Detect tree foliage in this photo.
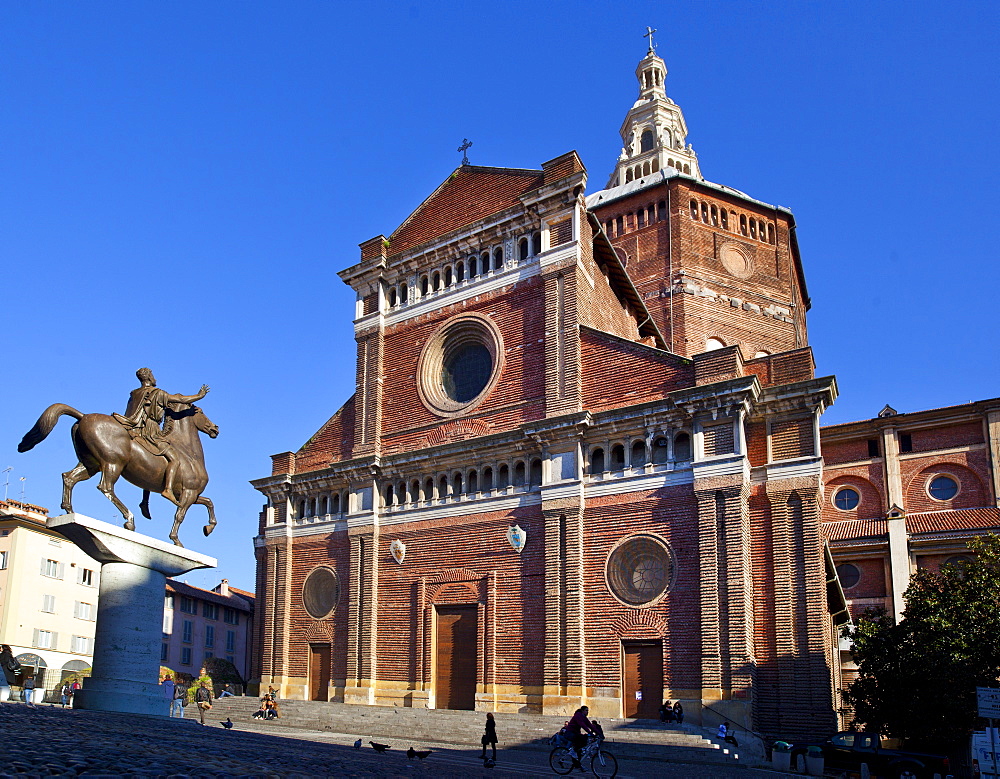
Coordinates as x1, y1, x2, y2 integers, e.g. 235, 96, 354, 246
843, 535, 1000, 748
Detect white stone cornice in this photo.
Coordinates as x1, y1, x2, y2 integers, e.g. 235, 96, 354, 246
765, 456, 823, 482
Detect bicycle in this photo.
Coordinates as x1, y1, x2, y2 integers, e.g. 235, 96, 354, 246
549, 733, 618, 778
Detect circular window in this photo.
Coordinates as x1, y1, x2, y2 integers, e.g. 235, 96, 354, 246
834, 487, 860, 511
606, 535, 674, 606
836, 563, 861, 589
928, 475, 958, 501
302, 566, 340, 619
418, 314, 504, 417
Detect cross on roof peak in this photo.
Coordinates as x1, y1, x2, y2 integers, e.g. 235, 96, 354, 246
457, 138, 473, 166
644, 26, 657, 54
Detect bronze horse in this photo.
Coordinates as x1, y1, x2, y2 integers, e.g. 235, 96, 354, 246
18, 402, 219, 547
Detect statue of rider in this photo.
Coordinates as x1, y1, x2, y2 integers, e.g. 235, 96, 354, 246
113, 368, 210, 501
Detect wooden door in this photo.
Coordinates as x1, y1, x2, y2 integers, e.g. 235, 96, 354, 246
623, 641, 662, 718
435, 606, 478, 710
309, 643, 332, 701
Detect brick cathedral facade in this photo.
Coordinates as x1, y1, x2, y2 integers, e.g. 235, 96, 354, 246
248, 45, 998, 741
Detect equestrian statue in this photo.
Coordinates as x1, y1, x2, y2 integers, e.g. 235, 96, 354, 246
18, 368, 218, 547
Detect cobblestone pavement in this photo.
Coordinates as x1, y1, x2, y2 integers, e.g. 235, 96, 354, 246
0, 701, 798, 778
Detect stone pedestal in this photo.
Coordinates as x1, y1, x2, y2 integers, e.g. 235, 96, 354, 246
47, 513, 216, 716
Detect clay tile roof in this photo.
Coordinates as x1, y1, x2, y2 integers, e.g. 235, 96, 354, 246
822, 518, 888, 542
906, 507, 1000, 536
388, 165, 543, 256
167, 579, 254, 611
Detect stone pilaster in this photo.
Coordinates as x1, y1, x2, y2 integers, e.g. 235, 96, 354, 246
345, 525, 379, 704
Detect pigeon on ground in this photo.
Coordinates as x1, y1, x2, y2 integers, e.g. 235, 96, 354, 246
407, 747, 416, 760
370, 741, 390, 753
220, 718, 233, 730
415, 750, 432, 760
353, 738, 362, 749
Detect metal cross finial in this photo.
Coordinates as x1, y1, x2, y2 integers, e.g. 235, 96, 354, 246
644, 26, 657, 54
458, 138, 473, 166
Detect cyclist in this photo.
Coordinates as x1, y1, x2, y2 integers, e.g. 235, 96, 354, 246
567, 705, 595, 768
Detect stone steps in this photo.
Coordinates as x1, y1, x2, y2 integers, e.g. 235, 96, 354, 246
210, 698, 741, 766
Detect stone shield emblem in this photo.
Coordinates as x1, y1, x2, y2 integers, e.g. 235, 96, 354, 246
507, 524, 527, 554
390, 538, 406, 564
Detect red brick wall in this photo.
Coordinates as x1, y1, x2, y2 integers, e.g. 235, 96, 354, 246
904, 421, 985, 452
379, 277, 547, 455
576, 217, 642, 342
903, 459, 989, 512
295, 395, 356, 472
821, 472, 885, 522
580, 327, 693, 413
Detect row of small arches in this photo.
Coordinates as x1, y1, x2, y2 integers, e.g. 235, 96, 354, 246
589, 433, 692, 474
386, 233, 542, 309
295, 491, 348, 519
690, 199, 775, 244
382, 458, 545, 507
605, 200, 668, 238
623, 157, 690, 184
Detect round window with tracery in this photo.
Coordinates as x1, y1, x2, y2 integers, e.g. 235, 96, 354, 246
417, 314, 504, 417
606, 535, 674, 607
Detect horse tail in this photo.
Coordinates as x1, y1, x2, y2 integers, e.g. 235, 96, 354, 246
18, 404, 84, 453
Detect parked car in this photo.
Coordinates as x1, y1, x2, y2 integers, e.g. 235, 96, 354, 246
790, 732, 950, 778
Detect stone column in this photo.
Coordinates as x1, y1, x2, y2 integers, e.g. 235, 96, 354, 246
47, 513, 215, 717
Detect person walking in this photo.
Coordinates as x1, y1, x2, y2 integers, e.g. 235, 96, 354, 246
480, 712, 498, 761
22, 676, 36, 708
194, 681, 213, 725
161, 675, 175, 716
171, 679, 188, 718
60, 682, 71, 708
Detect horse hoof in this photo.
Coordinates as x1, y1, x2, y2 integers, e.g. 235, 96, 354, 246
170, 537, 184, 548
124, 521, 135, 531
140, 506, 152, 520
203, 524, 214, 537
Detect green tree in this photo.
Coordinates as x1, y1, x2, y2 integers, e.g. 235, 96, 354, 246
843, 535, 1000, 748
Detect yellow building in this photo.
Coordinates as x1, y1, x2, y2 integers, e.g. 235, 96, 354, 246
0, 499, 99, 701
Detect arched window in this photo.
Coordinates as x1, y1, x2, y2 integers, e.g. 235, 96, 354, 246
674, 432, 691, 461
498, 464, 510, 489
530, 458, 543, 486
432, 272, 441, 291
424, 476, 435, 500
605, 220, 614, 237
532, 232, 542, 256
468, 470, 478, 493
456, 262, 465, 283
420, 275, 429, 296
642, 161, 651, 176
444, 266, 453, 286
710, 205, 719, 226
297, 499, 306, 518
652, 437, 669, 464
319, 495, 328, 515
331, 493, 341, 514
513, 461, 526, 486
658, 201, 667, 221
383, 485, 393, 507
626, 168, 633, 183
636, 210, 645, 229
482, 467, 493, 491
396, 482, 406, 505
720, 211, 729, 230
682, 164, 690, 174
610, 444, 626, 470
410, 480, 420, 503
640, 129, 654, 152
453, 472, 463, 494
701, 202, 709, 223
493, 247, 503, 270
739, 214, 748, 235
749, 219, 758, 240
388, 288, 397, 307
647, 205, 655, 224
705, 337, 726, 351
518, 238, 529, 261
631, 440, 647, 467
753, 350, 771, 358
438, 475, 449, 497
591, 447, 605, 474
651, 158, 659, 172
690, 200, 699, 220
400, 283, 408, 304
469, 257, 478, 278
767, 224, 775, 244
616, 215, 624, 234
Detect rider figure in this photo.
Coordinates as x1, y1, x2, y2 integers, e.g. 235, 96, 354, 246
113, 368, 209, 501
567, 705, 595, 767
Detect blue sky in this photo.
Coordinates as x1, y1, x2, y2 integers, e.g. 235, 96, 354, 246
3, 1, 998, 591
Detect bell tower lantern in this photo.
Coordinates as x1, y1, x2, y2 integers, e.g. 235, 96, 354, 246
607, 31, 702, 188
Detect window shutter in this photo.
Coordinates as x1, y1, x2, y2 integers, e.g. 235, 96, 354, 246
40, 558, 47, 575
51, 632, 58, 649
57, 562, 65, 579
74, 602, 80, 619
32, 628, 39, 648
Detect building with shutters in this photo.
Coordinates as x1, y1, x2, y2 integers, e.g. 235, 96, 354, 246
248, 41, 856, 742
0, 499, 99, 700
